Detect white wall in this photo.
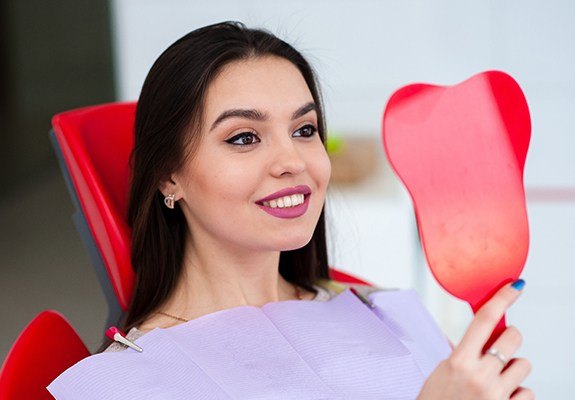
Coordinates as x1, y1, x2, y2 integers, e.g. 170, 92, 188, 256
110, 1, 575, 396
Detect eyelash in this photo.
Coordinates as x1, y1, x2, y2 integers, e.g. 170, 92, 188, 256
225, 124, 318, 146
225, 131, 260, 146
293, 124, 318, 138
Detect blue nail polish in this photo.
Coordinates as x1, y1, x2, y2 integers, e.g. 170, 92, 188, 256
511, 279, 525, 291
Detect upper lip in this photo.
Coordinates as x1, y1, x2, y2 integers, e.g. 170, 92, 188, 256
256, 185, 312, 204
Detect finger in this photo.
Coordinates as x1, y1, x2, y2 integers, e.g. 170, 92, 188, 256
457, 279, 525, 355
502, 359, 532, 395
481, 326, 523, 372
510, 386, 534, 400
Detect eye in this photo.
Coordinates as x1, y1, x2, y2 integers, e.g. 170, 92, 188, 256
225, 132, 261, 146
293, 124, 317, 138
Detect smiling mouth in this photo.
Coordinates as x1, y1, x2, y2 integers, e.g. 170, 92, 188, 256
255, 185, 312, 209
255, 192, 311, 219
260, 194, 308, 209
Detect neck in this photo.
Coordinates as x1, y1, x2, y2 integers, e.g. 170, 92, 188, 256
160, 234, 299, 319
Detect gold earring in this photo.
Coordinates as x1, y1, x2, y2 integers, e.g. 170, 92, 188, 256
164, 193, 175, 209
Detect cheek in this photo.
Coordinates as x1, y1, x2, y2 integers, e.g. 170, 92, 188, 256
309, 147, 332, 190
191, 158, 259, 205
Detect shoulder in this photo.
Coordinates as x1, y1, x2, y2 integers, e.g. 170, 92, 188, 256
314, 278, 395, 301
348, 282, 394, 298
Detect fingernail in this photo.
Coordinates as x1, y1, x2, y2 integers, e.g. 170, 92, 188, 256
511, 279, 526, 291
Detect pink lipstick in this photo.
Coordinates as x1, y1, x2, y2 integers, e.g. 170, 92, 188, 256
256, 185, 311, 219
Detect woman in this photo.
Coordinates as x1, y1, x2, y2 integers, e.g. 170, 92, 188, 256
49, 22, 532, 399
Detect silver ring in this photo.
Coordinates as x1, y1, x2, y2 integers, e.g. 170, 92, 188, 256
485, 347, 508, 366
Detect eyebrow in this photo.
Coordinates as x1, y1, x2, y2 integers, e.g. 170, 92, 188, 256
209, 101, 317, 132
292, 102, 317, 120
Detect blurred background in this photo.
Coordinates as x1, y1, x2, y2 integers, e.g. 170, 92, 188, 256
1, 0, 574, 397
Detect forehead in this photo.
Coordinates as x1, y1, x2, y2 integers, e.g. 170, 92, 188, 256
203, 56, 314, 120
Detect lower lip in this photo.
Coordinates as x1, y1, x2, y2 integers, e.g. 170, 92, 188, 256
256, 195, 310, 219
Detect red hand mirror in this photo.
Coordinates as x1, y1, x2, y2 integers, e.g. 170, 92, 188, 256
382, 71, 530, 346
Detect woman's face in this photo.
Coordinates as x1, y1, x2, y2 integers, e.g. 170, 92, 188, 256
170, 56, 331, 253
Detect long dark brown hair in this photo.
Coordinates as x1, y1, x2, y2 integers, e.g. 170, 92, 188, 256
123, 21, 330, 332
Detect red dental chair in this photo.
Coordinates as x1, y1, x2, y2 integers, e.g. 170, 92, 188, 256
0, 102, 371, 397
0, 311, 90, 399
51, 102, 137, 328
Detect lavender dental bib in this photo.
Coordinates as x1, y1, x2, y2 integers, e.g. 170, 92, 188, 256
48, 289, 451, 399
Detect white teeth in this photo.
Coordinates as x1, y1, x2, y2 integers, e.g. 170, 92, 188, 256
261, 194, 306, 209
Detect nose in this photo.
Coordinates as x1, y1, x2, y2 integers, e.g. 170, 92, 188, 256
269, 136, 306, 178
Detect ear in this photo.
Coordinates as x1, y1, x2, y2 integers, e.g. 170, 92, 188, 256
158, 175, 181, 200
